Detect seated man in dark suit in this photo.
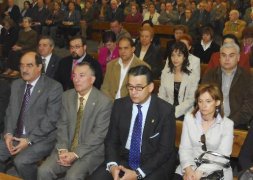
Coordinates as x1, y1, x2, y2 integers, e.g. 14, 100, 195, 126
0, 79, 11, 134
202, 42, 253, 129
0, 51, 63, 180
89, 65, 176, 180
55, 36, 103, 91
38, 36, 60, 79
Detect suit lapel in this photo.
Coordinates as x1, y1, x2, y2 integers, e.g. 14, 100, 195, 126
81, 88, 97, 131
230, 68, 240, 88
122, 98, 133, 143
46, 55, 55, 75
142, 96, 158, 144
69, 91, 78, 140
114, 61, 121, 90
26, 76, 43, 110
17, 82, 26, 112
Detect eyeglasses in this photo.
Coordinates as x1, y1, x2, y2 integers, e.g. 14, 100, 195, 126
200, 134, 207, 151
70, 45, 82, 50
126, 84, 149, 91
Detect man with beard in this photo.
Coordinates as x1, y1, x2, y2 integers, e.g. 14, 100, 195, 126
55, 36, 103, 91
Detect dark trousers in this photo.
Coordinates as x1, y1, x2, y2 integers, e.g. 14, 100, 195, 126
88, 152, 176, 180
7, 50, 22, 71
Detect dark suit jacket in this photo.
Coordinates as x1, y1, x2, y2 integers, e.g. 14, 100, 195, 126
193, 41, 220, 64
45, 54, 61, 79
0, 79, 11, 134
105, 7, 125, 22
105, 95, 176, 176
202, 67, 253, 128
55, 54, 103, 91
134, 43, 163, 79
4, 75, 63, 144
239, 121, 253, 170
3, 5, 21, 24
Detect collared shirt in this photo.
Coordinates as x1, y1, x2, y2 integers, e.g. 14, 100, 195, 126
72, 53, 86, 70
201, 40, 212, 51
221, 67, 237, 117
22, 75, 41, 134
115, 55, 134, 99
41, 53, 52, 72
125, 96, 151, 150
77, 87, 92, 110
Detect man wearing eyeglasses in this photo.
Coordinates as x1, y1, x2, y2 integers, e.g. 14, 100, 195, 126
55, 35, 103, 91
101, 36, 149, 100
89, 65, 176, 180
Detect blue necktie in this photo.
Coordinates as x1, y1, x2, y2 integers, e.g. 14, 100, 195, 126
129, 105, 143, 169
16, 84, 32, 137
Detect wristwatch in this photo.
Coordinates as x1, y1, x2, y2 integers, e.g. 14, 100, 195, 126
26, 138, 33, 146
135, 169, 143, 179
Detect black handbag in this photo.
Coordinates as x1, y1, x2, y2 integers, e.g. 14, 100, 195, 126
194, 151, 230, 180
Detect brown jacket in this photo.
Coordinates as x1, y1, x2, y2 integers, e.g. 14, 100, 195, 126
202, 66, 253, 128
101, 55, 149, 99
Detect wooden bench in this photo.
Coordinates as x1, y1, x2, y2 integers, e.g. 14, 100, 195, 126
0, 173, 22, 180
90, 22, 175, 47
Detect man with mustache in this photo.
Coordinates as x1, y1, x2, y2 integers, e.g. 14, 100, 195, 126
55, 36, 103, 91
0, 51, 63, 180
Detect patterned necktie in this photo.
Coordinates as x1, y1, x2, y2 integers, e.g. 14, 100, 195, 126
16, 84, 33, 137
42, 58, 46, 73
129, 105, 143, 169
71, 59, 78, 80
71, 97, 85, 151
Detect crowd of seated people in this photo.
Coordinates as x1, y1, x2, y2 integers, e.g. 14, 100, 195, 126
0, 0, 253, 180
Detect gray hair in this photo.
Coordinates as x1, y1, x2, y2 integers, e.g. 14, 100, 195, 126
220, 42, 240, 54
23, 16, 32, 23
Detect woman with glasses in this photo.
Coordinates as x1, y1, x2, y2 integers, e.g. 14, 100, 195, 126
158, 41, 198, 119
98, 30, 119, 74
173, 84, 233, 180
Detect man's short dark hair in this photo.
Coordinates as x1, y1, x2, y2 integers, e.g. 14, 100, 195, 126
110, 18, 122, 24
118, 36, 135, 47
39, 35, 55, 48
128, 65, 153, 84
76, 61, 96, 76
69, 35, 86, 46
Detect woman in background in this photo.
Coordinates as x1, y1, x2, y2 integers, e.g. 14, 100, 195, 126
143, 2, 160, 25
98, 30, 119, 74
159, 42, 198, 119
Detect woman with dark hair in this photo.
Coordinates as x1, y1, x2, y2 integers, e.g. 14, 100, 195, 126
174, 84, 233, 180
158, 42, 199, 119
193, 26, 220, 64
134, 26, 163, 79
98, 30, 119, 74
21, 1, 31, 18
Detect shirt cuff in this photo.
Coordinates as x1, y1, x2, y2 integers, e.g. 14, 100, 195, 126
106, 162, 118, 171
137, 168, 146, 178
4, 133, 12, 138
73, 152, 79, 159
